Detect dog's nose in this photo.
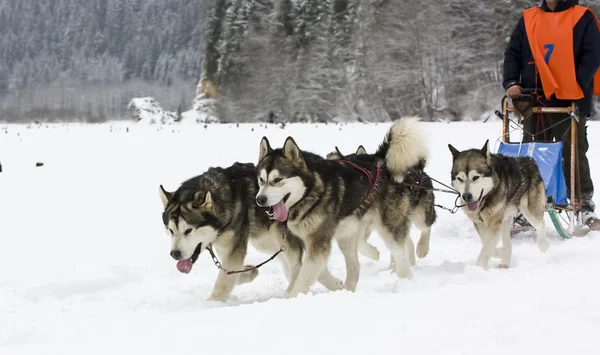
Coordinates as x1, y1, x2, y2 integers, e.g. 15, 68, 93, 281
256, 195, 267, 206
170, 250, 182, 260
462, 192, 473, 202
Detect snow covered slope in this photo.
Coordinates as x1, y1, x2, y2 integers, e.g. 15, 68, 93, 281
0, 121, 598, 355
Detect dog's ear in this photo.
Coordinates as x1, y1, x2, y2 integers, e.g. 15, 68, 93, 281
448, 144, 460, 159
356, 145, 367, 155
326, 146, 344, 160
159, 185, 172, 208
326, 151, 341, 160
481, 139, 490, 156
259, 136, 272, 161
192, 191, 214, 213
283, 137, 305, 166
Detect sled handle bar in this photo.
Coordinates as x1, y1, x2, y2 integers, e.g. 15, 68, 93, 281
498, 88, 578, 120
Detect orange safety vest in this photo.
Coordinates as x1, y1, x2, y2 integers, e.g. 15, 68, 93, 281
523, 5, 600, 100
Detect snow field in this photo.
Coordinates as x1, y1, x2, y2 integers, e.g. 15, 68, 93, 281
1, 121, 599, 355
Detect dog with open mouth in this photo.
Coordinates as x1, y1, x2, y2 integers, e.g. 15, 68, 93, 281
448, 140, 550, 269
159, 162, 345, 302
255, 116, 431, 298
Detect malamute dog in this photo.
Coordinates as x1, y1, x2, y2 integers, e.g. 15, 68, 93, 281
158, 162, 343, 302
448, 140, 550, 269
255, 117, 429, 297
327, 144, 437, 269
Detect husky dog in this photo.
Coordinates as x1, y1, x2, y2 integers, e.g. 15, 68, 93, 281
255, 117, 429, 297
448, 140, 550, 269
327, 145, 437, 268
159, 162, 343, 302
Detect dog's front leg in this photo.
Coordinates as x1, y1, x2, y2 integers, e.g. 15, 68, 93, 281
279, 234, 303, 294
317, 268, 344, 291
496, 219, 513, 268
475, 222, 501, 270
287, 235, 332, 298
207, 245, 246, 302
378, 221, 413, 279
358, 227, 380, 261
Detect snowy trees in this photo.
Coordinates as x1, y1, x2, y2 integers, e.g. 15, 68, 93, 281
2, 0, 599, 122
199, 0, 600, 122
0, 0, 207, 122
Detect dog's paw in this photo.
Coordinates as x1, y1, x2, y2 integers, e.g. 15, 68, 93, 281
236, 266, 259, 285
476, 259, 490, 270
329, 279, 345, 291
416, 240, 429, 258
396, 267, 414, 280
286, 286, 309, 299
206, 293, 228, 303
497, 262, 510, 269
537, 238, 550, 253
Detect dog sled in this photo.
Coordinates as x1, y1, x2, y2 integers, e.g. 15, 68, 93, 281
495, 88, 590, 239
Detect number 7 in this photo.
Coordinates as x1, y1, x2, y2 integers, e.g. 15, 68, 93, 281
544, 44, 554, 64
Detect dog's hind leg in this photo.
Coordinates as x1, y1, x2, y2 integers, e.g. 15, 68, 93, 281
377, 223, 414, 280
412, 200, 436, 259
317, 268, 344, 291
388, 254, 396, 271
405, 236, 416, 267
358, 227, 380, 261
520, 184, 549, 253
396, 237, 414, 279
335, 226, 362, 292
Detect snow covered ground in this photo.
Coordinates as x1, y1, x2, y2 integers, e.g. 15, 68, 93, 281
1, 120, 599, 355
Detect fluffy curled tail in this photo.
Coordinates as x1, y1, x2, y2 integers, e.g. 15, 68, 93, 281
375, 116, 428, 183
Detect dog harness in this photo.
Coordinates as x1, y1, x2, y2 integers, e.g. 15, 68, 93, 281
523, 5, 600, 99
339, 160, 381, 205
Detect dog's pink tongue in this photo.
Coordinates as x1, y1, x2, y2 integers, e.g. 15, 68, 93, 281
272, 200, 289, 222
467, 201, 479, 212
177, 259, 193, 274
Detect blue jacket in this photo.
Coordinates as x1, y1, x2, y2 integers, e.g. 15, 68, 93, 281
502, 0, 600, 115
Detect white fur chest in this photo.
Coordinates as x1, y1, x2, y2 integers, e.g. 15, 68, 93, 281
286, 212, 324, 240
213, 230, 236, 250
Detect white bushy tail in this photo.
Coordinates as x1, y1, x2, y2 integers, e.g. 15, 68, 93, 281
375, 116, 428, 183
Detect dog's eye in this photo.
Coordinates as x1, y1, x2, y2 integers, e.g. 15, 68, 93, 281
184, 228, 193, 236
457, 177, 464, 183
472, 176, 480, 181
169, 228, 174, 235
258, 177, 265, 185
273, 177, 283, 183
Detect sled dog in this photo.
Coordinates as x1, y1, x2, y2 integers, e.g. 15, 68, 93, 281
448, 140, 550, 269
159, 162, 343, 302
327, 144, 437, 269
255, 116, 429, 297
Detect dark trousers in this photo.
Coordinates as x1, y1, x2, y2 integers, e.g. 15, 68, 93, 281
522, 113, 595, 212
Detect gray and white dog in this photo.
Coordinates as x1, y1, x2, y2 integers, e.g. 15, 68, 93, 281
326, 144, 437, 270
159, 162, 344, 302
255, 117, 429, 297
448, 140, 550, 269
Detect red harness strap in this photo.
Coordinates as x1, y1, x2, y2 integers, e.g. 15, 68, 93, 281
339, 160, 381, 204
